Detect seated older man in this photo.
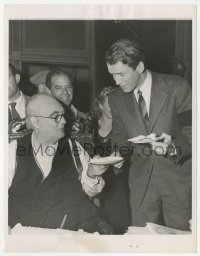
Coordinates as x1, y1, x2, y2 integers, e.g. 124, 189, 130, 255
8, 94, 113, 234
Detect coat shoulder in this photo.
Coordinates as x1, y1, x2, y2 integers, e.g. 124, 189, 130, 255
151, 71, 191, 93
17, 132, 32, 146
109, 87, 124, 99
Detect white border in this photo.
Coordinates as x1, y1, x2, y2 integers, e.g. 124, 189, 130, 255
1, 3, 198, 254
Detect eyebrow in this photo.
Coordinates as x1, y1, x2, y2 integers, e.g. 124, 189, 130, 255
49, 111, 60, 117
55, 84, 72, 87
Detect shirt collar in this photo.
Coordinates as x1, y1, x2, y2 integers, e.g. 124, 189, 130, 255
9, 90, 23, 104
135, 70, 151, 94
134, 70, 152, 114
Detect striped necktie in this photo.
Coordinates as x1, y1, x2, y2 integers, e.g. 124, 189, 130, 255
9, 102, 21, 121
137, 90, 149, 127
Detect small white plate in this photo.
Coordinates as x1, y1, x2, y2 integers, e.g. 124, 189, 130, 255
89, 156, 123, 165
129, 138, 159, 144
128, 135, 162, 144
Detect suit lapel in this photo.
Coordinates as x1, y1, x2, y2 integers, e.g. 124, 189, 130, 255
148, 72, 168, 132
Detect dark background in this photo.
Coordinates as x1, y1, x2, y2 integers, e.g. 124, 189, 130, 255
9, 20, 192, 112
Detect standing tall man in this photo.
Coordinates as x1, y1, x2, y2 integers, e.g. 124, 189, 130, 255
106, 38, 192, 230
9, 64, 30, 141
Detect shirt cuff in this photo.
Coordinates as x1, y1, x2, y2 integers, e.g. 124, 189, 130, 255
81, 174, 105, 197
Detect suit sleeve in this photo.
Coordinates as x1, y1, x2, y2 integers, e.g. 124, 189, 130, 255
174, 78, 192, 161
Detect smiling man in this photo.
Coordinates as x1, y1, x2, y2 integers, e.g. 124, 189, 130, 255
8, 94, 113, 234
45, 69, 88, 135
46, 69, 73, 107
106, 38, 192, 231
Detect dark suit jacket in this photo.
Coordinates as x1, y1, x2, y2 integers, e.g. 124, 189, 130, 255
109, 71, 192, 210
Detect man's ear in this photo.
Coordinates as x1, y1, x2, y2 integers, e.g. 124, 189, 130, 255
15, 74, 20, 84
30, 116, 39, 129
136, 61, 145, 74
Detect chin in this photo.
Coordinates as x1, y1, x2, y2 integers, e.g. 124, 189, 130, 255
61, 100, 71, 106
122, 88, 131, 93
58, 130, 65, 139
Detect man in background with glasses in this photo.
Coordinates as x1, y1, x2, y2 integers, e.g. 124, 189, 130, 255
8, 94, 113, 234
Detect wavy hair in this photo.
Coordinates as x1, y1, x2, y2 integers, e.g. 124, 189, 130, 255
105, 38, 145, 70
92, 86, 114, 119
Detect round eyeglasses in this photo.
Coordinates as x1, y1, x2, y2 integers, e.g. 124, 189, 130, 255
34, 114, 65, 123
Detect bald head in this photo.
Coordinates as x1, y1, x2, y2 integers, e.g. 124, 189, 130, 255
27, 94, 60, 116
26, 94, 65, 130
26, 93, 66, 143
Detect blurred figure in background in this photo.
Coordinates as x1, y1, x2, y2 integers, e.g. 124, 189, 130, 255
29, 70, 50, 94
92, 86, 131, 234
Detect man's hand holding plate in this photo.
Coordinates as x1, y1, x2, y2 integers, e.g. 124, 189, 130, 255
87, 155, 109, 178
110, 151, 125, 168
150, 133, 173, 155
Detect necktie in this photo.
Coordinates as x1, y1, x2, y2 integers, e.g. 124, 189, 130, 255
8, 107, 12, 124
9, 102, 21, 121
137, 90, 149, 127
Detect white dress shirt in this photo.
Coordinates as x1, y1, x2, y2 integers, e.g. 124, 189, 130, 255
8, 92, 27, 184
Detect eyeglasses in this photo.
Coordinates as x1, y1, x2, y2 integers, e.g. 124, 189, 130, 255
34, 114, 65, 123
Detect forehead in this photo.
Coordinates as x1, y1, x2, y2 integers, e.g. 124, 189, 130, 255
38, 97, 64, 116
51, 74, 71, 86
107, 61, 133, 74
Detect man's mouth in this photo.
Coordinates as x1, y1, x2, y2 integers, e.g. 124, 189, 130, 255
120, 85, 127, 90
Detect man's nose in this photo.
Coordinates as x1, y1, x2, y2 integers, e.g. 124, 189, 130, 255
63, 88, 69, 95
114, 75, 121, 85
61, 115, 66, 124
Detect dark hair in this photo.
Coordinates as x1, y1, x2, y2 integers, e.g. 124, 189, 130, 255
9, 63, 18, 76
92, 86, 114, 119
46, 69, 73, 89
105, 38, 145, 70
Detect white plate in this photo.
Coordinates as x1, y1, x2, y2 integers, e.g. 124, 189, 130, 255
128, 135, 162, 144
129, 138, 159, 144
89, 156, 123, 165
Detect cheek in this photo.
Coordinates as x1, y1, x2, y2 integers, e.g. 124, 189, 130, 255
9, 81, 17, 91
40, 122, 54, 134
51, 88, 61, 98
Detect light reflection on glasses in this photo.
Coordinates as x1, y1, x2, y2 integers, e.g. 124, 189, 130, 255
34, 114, 65, 123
